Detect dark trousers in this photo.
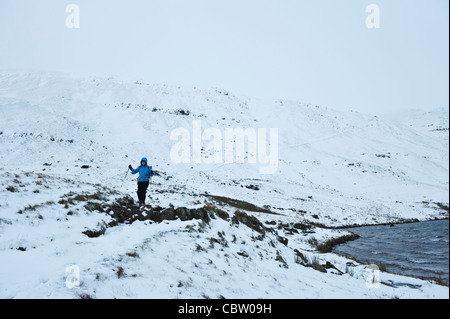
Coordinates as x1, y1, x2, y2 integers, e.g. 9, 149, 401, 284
137, 181, 149, 204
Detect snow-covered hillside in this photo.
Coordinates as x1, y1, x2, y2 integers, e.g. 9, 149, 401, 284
0, 70, 448, 298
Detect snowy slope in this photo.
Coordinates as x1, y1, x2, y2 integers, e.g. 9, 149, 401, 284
0, 70, 448, 299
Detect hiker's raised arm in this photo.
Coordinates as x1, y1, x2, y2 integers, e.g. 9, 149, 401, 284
129, 165, 139, 174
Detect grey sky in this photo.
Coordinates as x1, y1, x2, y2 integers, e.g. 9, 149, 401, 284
0, 0, 448, 115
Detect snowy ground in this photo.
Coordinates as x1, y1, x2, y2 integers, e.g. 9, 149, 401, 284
0, 70, 448, 298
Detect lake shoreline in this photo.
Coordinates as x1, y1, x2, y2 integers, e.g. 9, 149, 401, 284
318, 216, 449, 230
331, 219, 449, 287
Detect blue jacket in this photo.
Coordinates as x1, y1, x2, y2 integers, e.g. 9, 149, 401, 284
130, 157, 152, 182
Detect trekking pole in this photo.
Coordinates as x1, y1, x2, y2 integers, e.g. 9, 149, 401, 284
119, 168, 129, 192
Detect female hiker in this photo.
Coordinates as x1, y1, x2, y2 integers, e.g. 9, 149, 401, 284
129, 157, 152, 206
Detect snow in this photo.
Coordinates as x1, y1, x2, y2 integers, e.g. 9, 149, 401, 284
0, 70, 448, 299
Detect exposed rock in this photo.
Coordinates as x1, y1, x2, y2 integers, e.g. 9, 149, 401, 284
277, 235, 288, 246
231, 210, 267, 237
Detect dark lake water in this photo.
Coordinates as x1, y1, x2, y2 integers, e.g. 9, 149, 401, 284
333, 219, 449, 284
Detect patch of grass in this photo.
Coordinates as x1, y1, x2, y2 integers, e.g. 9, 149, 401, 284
436, 202, 449, 212
196, 244, 206, 252
237, 250, 249, 258
58, 191, 107, 210
116, 266, 125, 278
309, 256, 327, 273
24, 204, 40, 211
74, 192, 104, 202
58, 198, 75, 207
307, 237, 318, 247
84, 201, 104, 212
231, 210, 267, 238
6, 186, 17, 192
209, 231, 228, 248
209, 237, 220, 248
82, 221, 107, 238
316, 233, 360, 253
17, 201, 55, 216
275, 251, 289, 269
294, 249, 308, 264
126, 251, 139, 258
204, 202, 230, 220
203, 194, 278, 215
295, 251, 329, 273
197, 220, 208, 232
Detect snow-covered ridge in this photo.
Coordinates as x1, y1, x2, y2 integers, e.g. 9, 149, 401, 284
0, 70, 448, 298
1, 70, 447, 225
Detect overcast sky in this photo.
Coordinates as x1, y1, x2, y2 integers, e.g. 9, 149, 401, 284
0, 0, 448, 115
